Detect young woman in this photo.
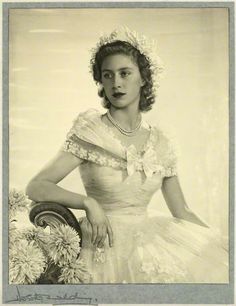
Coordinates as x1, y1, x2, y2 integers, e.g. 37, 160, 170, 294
26, 28, 228, 283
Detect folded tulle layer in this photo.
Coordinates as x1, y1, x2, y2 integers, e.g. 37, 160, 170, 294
78, 214, 228, 283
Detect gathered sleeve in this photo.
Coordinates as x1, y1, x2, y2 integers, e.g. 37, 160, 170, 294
60, 110, 127, 169
153, 127, 178, 178
60, 114, 87, 163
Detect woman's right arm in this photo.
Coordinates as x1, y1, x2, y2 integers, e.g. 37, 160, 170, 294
26, 150, 113, 247
26, 150, 89, 210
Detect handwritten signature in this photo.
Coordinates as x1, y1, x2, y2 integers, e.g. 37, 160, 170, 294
6, 286, 96, 304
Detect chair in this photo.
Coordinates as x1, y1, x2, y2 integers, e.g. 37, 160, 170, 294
29, 202, 82, 284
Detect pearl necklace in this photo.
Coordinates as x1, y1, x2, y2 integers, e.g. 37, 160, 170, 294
106, 110, 142, 137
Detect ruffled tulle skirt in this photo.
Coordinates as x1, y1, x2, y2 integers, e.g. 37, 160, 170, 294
78, 210, 228, 283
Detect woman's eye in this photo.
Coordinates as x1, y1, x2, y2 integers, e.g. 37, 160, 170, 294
120, 71, 130, 78
103, 73, 112, 79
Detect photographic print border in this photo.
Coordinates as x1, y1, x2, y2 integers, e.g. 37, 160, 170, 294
2, 1, 235, 304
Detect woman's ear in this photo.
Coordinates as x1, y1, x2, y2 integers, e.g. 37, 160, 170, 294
141, 79, 146, 87
98, 83, 105, 97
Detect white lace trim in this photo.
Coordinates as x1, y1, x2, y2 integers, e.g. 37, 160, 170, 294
62, 137, 177, 178
62, 139, 127, 170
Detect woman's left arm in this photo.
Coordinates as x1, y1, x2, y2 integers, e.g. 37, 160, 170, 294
161, 175, 209, 228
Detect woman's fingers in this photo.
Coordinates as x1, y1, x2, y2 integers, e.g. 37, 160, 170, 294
86, 201, 114, 247
91, 224, 98, 244
107, 223, 114, 247
94, 224, 106, 247
91, 220, 113, 248
98, 225, 107, 248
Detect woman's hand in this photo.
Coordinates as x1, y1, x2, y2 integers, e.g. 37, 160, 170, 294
84, 197, 113, 248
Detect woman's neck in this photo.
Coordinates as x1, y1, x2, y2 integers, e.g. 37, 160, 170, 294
109, 105, 141, 131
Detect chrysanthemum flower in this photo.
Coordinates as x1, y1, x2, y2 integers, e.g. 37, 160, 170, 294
21, 226, 49, 246
9, 189, 31, 219
20, 226, 50, 257
9, 225, 24, 246
59, 258, 91, 283
47, 224, 81, 266
9, 239, 46, 284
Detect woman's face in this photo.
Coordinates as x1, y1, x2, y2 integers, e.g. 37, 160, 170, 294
101, 53, 144, 110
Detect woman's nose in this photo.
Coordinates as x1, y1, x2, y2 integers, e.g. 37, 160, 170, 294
112, 74, 122, 88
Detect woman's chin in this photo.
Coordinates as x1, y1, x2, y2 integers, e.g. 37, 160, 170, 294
109, 100, 128, 109
109, 99, 138, 110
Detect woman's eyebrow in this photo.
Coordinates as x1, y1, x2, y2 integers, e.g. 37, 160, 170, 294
102, 67, 133, 72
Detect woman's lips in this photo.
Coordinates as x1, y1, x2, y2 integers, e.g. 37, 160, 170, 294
112, 92, 126, 98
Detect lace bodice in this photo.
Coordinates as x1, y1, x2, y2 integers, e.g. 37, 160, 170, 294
61, 109, 177, 213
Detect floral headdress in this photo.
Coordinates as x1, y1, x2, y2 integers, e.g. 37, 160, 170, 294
90, 27, 164, 94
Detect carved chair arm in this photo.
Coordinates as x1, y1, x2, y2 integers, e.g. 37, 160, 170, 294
29, 202, 82, 243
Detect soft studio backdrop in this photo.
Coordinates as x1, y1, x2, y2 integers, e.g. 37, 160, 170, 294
9, 8, 229, 236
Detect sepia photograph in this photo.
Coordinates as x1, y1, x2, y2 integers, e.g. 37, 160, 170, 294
3, 1, 234, 304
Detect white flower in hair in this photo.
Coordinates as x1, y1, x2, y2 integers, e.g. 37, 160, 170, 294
90, 26, 164, 93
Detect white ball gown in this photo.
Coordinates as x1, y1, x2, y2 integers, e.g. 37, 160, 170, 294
62, 109, 228, 283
